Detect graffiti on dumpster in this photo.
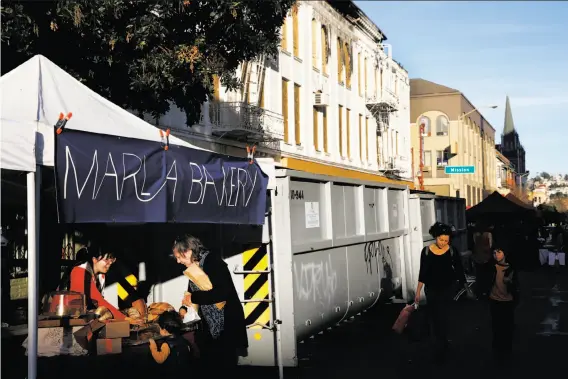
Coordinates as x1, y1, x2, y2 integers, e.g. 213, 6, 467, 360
364, 240, 385, 275
293, 254, 338, 307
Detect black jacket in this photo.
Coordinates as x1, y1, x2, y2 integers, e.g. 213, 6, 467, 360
181, 252, 248, 350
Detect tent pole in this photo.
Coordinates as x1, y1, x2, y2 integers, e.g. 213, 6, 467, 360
27, 166, 41, 379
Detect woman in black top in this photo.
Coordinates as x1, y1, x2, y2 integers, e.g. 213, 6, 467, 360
414, 222, 467, 361
173, 235, 248, 374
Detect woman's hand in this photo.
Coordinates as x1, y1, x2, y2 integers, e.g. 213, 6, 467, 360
179, 307, 187, 318
182, 292, 192, 307
414, 293, 420, 305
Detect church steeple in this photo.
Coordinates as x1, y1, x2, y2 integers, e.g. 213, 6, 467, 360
503, 95, 515, 135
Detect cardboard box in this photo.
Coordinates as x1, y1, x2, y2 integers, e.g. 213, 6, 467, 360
96, 338, 122, 355
73, 319, 105, 350
99, 320, 130, 339
39, 318, 88, 328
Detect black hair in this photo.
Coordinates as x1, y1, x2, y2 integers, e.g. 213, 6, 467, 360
157, 310, 182, 335
429, 222, 453, 239
493, 241, 510, 255
85, 242, 116, 261
172, 234, 205, 263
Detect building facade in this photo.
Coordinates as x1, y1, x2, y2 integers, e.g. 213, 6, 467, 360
498, 96, 527, 187
409, 79, 497, 207
144, 1, 412, 186
495, 150, 516, 196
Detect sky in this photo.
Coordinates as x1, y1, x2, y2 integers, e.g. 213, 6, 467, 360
356, 0, 568, 176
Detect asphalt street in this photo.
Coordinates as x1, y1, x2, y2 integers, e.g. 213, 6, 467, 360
241, 266, 568, 379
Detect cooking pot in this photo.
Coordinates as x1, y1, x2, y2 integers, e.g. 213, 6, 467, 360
42, 291, 86, 317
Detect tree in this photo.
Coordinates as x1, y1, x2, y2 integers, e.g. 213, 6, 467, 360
1, 0, 295, 126
541, 172, 551, 180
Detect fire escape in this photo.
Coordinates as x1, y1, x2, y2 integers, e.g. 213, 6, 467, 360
366, 57, 400, 178
209, 55, 284, 151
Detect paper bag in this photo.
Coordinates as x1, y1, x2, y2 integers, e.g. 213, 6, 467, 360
183, 265, 226, 310
183, 306, 201, 323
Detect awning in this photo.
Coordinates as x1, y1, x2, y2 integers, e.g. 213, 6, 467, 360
1, 55, 209, 171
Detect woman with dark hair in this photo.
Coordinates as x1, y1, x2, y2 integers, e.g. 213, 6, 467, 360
172, 234, 247, 373
488, 244, 519, 359
414, 222, 468, 362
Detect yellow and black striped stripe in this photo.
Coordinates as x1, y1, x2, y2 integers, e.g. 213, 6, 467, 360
243, 245, 270, 329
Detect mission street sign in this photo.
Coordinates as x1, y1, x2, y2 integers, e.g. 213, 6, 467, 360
444, 165, 475, 174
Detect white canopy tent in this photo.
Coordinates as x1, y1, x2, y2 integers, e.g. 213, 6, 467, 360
0, 54, 209, 172
0, 55, 217, 379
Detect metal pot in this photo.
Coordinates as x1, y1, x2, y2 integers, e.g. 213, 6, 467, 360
42, 291, 86, 317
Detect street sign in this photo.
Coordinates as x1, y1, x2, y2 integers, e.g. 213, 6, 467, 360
444, 165, 475, 174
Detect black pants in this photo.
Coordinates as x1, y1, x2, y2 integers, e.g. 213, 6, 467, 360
425, 286, 453, 354
490, 299, 515, 354
198, 333, 238, 375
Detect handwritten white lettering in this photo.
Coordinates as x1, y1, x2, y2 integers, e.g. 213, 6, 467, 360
63, 148, 258, 207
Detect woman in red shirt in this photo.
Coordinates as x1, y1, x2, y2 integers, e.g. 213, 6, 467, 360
68, 246, 125, 320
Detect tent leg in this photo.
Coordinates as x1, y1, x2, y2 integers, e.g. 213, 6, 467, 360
27, 167, 41, 379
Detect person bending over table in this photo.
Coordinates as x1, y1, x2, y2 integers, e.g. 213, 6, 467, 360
67, 244, 125, 320
172, 234, 248, 373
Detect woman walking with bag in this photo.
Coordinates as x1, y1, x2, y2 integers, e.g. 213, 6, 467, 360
414, 222, 468, 363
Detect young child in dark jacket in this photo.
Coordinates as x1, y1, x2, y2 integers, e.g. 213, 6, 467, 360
148, 311, 192, 375
488, 245, 519, 358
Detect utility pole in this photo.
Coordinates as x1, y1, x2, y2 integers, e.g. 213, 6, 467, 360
418, 122, 425, 191
481, 117, 486, 196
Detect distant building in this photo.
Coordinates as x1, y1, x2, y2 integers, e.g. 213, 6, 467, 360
498, 96, 527, 185
409, 79, 497, 207
495, 150, 516, 196
532, 184, 548, 206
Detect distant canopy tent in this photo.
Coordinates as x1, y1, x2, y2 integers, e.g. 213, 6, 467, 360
505, 193, 534, 210
466, 191, 536, 222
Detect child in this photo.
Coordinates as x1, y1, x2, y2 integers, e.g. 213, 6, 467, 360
148, 311, 192, 374
489, 245, 519, 359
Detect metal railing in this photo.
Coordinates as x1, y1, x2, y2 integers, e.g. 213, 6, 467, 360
209, 102, 284, 140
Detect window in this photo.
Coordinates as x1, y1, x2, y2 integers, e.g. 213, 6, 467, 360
365, 117, 369, 160
311, 19, 317, 68
359, 114, 363, 160
282, 79, 289, 142
323, 108, 328, 153
423, 151, 432, 167
321, 26, 328, 74
358, 52, 362, 96
294, 83, 301, 145
292, 4, 299, 57
374, 68, 378, 97
337, 38, 343, 83
344, 43, 351, 88
346, 108, 351, 158
338, 105, 343, 156
364, 57, 368, 97
436, 150, 448, 166
281, 18, 288, 51
313, 106, 319, 151
436, 115, 449, 136
419, 116, 431, 136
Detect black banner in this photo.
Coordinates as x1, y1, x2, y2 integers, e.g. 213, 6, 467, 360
55, 129, 268, 225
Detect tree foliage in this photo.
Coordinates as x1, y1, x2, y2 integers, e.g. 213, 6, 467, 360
1, 0, 295, 126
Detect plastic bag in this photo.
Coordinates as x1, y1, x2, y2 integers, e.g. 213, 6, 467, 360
183, 306, 201, 323
392, 303, 418, 334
